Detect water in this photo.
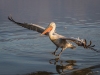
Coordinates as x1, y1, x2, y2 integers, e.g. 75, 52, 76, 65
0, 0, 100, 75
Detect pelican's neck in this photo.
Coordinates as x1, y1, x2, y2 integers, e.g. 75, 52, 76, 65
49, 26, 56, 40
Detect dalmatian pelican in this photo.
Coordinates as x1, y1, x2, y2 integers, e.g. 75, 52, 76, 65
8, 16, 98, 56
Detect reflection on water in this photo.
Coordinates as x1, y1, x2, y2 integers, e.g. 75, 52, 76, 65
49, 57, 100, 75
24, 57, 100, 75
49, 58, 77, 74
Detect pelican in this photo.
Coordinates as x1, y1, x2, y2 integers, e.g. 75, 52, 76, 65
8, 16, 98, 56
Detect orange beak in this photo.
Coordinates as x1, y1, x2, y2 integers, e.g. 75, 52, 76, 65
41, 26, 53, 35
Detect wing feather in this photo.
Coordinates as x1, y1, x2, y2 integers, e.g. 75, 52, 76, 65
8, 16, 48, 35
63, 37, 98, 52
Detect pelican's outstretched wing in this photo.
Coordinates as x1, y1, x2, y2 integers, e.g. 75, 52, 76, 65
65, 37, 98, 52
8, 16, 48, 35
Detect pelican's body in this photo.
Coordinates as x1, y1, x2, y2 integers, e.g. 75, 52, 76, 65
8, 16, 98, 56
41, 22, 76, 56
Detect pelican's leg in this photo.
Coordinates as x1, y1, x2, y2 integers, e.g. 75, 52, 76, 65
56, 48, 64, 56
52, 47, 59, 55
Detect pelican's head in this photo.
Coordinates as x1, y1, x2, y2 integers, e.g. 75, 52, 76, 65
41, 22, 56, 35
49, 22, 56, 28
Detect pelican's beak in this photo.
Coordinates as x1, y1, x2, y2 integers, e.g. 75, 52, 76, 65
41, 26, 53, 35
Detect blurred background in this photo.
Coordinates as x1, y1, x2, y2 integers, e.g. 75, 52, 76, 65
0, 0, 100, 23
